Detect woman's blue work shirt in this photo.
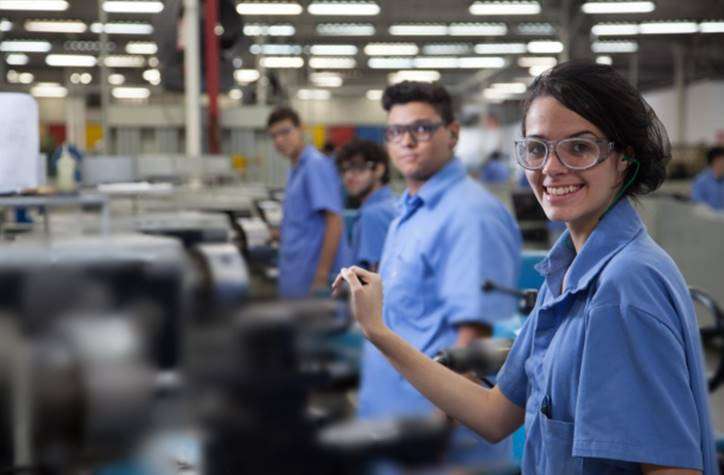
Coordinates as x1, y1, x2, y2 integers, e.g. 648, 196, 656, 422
497, 198, 717, 474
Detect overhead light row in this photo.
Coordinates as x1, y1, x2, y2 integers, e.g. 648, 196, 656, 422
593, 21, 724, 36
389, 22, 507, 36
364, 40, 563, 56
581, 1, 655, 14
469, 1, 541, 16
0, 0, 163, 12
368, 56, 507, 69
237, 1, 379, 16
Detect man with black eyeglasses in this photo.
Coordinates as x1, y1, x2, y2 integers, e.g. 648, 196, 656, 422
267, 106, 348, 299
335, 139, 398, 272
354, 82, 522, 469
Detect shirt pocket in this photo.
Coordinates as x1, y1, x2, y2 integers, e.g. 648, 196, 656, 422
385, 250, 426, 329
539, 411, 582, 475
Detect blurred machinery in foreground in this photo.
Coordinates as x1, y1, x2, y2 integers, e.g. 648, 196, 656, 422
0, 235, 453, 475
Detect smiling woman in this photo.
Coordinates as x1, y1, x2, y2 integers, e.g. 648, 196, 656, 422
335, 61, 718, 475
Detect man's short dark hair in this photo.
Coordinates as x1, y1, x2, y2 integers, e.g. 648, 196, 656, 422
707, 146, 724, 166
336, 139, 391, 184
382, 81, 455, 124
267, 106, 300, 128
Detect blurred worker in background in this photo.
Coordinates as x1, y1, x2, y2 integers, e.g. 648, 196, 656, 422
356, 81, 522, 469
479, 150, 512, 185
335, 139, 398, 271
692, 146, 724, 211
267, 107, 348, 298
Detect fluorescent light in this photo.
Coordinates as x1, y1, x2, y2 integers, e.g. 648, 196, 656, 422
309, 44, 357, 55
517, 56, 557, 67
591, 23, 639, 35
80, 73, 93, 85
250, 44, 302, 55
596, 55, 613, 65
24, 20, 86, 33
364, 43, 419, 56
491, 82, 527, 94
104, 55, 146, 67
366, 89, 383, 100
483, 88, 513, 102
581, 1, 655, 14
529, 65, 551, 76
316, 23, 375, 36
459, 56, 506, 68
388, 70, 441, 84
389, 24, 448, 36
0, 40, 52, 53
475, 42, 526, 54
368, 57, 414, 69
639, 21, 698, 34
0, 1, 68, 11
469, 1, 541, 15
229, 89, 243, 100
31, 82, 68, 97
527, 40, 563, 53
143, 68, 161, 85
112, 86, 151, 99
423, 43, 472, 55
449, 22, 507, 36
700, 21, 724, 33
308, 2, 380, 16
103, 1, 164, 13
310, 72, 343, 87
413, 57, 459, 69
517, 22, 555, 35
260, 56, 304, 68
91, 22, 153, 35
236, 2, 303, 15
5, 53, 28, 65
46, 54, 97, 67
309, 56, 356, 68
0, 20, 11, 32
108, 73, 125, 85
297, 89, 332, 100
6, 70, 33, 84
243, 24, 295, 36
126, 41, 157, 54
234, 69, 261, 83
591, 40, 638, 53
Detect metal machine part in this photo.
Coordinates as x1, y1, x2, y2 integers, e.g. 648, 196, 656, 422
434, 338, 512, 380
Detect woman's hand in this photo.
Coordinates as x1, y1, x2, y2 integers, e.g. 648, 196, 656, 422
331, 266, 386, 340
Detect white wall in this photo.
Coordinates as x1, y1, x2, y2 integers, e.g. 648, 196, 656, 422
643, 80, 724, 144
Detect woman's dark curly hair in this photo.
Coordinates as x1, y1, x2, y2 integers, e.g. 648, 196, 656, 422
522, 61, 671, 196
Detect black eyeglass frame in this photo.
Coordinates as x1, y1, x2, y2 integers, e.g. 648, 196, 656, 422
384, 121, 446, 144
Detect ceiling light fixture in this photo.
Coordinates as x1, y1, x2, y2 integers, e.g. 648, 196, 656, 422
517, 56, 557, 67
596, 55, 613, 64
31, 82, 68, 98
581, 1, 655, 14
45, 54, 97, 67
639, 21, 698, 34
364, 43, 418, 56
527, 40, 564, 53
591, 40, 638, 53
591, 23, 639, 35
469, 1, 541, 15
102, 1, 164, 13
308, 56, 357, 68
24, 20, 87, 33
236, 2, 303, 15
388, 70, 441, 84
112, 86, 151, 99
368, 57, 414, 69
310, 72, 343, 87
475, 42, 526, 54
5, 53, 28, 65
243, 24, 295, 36
297, 88, 332, 100
0, 0, 68, 11
422, 43, 472, 55
366, 89, 383, 100
260, 56, 304, 68
459, 56, 506, 68
308, 2, 380, 16
0, 40, 52, 53
104, 55, 146, 67
700, 21, 724, 33
316, 23, 375, 36
448, 22, 507, 35
389, 24, 448, 36
234, 69, 261, 83
125, 41, 157, 55
309, 44, 358, 55
250, 44, 302, 55
91, 22, 153, 34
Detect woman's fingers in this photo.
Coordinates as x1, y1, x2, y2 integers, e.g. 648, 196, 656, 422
330, 272, 346, 296
342, 268, 364, 290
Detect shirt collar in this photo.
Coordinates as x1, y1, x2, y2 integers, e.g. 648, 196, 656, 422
400, 158, 466, 209
294, 144, 316, 169
363, 185, 393, 208
535, 198, 644, 301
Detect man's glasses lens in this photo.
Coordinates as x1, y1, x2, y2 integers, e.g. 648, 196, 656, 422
385, 122, 443, 143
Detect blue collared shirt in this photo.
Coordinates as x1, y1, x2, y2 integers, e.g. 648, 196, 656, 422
350, 185, 398, 267
692, 168, 724, 211
358, 158, 522, 462
497, 198, 717, 474
279, 145, 347, 298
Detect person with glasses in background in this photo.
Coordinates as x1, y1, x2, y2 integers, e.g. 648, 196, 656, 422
266, 107, 348, 299
334, 62, 716, 474
335, 139, 398, 272
353, 81, 522, 470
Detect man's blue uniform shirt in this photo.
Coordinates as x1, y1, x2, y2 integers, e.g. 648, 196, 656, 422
279, 145, 347, 298
358, 158, 522, 463
692, 168, 724, 210
350, 185, 398, 267
497, 198, 717, 474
